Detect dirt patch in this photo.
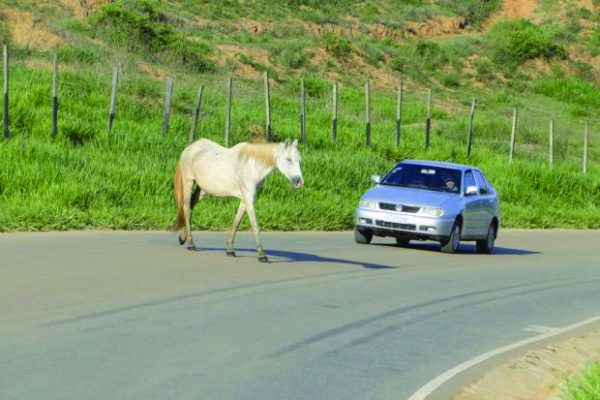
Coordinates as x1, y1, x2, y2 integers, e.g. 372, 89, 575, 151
57, 0, 111, 19
404, 16, 467, 38
1, 7, 64, 50
454, 326, 600, 400
484, 0, 541, 29
214, 44, 272, 80
138, 61, 167, 82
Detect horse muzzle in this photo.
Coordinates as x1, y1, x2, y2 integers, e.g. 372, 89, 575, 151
291, 176, 304, 189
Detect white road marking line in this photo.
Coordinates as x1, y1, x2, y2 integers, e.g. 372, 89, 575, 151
407, 315, 600, 400
523, 325, 560, 334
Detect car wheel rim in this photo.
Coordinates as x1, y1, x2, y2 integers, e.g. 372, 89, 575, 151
452, 226, 460, 249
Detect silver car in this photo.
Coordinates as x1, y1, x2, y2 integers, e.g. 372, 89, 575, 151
355, 160, 500, 254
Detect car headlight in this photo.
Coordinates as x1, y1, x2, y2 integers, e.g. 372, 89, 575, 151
359, 200, 378, 209
420, 207, 445, 217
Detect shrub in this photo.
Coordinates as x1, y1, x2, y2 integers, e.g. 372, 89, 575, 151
390, 39, 449, 81
280, 47, 309, 69
438, 0, 501, 27
323, 31, 352, 58
91, 0, 213, 71
488, 20, 567, 66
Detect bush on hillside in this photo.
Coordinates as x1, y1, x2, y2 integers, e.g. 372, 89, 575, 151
323, 31, 352, 58
90, 0, 213, 72
488, 20, 567, 66
390, 39, 450, 81
438, 0, 501, 27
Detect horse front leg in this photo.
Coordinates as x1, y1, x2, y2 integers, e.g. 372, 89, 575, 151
226, 201, 246, 257
244, 198, 268, 262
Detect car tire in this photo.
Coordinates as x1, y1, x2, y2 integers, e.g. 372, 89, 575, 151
395, 238, 410, 247
441, 222, 461, 254
476, 223, 496, 254
354, 226, 372, 244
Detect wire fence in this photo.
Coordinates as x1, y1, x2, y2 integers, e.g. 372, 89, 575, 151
1, 45, 598, 174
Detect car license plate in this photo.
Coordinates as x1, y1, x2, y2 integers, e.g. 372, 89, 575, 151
391, 215, 409, 224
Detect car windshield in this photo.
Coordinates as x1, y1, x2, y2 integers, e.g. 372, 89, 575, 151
380, 164, 462, 193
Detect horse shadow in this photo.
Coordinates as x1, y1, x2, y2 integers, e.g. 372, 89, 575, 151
189, 247, 395, 270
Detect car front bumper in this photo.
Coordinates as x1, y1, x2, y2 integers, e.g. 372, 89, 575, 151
355, 207, 455, 241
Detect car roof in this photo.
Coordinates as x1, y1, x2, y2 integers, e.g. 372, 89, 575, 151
398, 159, 477, 171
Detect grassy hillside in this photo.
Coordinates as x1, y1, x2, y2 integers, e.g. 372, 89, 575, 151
0, 0, 599, 231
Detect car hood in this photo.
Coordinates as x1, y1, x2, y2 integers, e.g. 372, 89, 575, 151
362, 185, 458, 208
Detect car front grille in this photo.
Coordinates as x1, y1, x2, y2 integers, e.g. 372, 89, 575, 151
375, 220, 417, 230
379, 203, 420, 213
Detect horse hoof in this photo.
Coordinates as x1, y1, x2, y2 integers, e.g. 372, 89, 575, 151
258, 255, 269, 263
226, 251, 236, 257
178, 235, 185, 245
187, 245, 196, 251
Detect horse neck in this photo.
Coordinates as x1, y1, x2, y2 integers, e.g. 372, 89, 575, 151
238, 143, 278, 179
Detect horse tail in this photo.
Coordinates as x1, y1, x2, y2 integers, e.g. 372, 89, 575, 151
173, 162, 186, 231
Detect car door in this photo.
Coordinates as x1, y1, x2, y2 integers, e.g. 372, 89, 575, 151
474, 170, 495, 235
461, 170, 481, 238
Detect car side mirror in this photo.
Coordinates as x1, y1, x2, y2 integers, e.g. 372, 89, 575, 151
371, 174, 381, 184
465, 185, 478, 196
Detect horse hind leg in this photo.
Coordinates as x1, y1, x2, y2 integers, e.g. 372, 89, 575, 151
184, 185, 204, 250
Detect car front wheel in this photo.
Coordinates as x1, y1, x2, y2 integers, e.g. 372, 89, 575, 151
476, 223, 496, 254
354, 226, 373, 244
441, 222, 461, 254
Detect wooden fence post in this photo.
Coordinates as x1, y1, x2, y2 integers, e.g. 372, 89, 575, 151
108, 65, 119, 133
396, 80, 403, 148
549, 119, 554, 168
189, 84, 204, 143
332, 81, 338, 142
466, 98, 476, 157
3, 45, 9, 138
425, 88, 432, 149
225, 77, 232, 146
162, 77, 174, 136
509, 107, 517, 163
583, 121, 588, 175
51, 53, 58, 137
264, 71, 271, 142
365, 80, 371, 147
300, 78, 306, 145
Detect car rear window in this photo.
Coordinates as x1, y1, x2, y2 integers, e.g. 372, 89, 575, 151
381, 164, 462, 193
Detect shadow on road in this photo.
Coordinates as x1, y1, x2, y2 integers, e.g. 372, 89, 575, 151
373, 242, 539, 255
190, 247, 396, 270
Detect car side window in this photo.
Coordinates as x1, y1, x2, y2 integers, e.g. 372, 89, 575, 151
474, 170, 489, 195
464, 171, 477, 194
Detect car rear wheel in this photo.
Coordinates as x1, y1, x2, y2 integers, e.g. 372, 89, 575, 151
441, 222, 461, 254
395, 238, 410, 247
476, 223, 496, 254
354, 226, 373, 244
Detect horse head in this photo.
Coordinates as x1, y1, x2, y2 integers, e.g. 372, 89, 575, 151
276, 139, 303, 189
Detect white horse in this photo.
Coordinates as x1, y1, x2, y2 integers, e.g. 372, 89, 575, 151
173, 138, 303, 262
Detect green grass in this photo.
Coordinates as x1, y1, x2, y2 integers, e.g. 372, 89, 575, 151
0, 60, 599, 232
561, 361, 600, 400
0, 0, 599, 231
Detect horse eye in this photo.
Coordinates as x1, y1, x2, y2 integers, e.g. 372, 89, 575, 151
286, 157, 292, 163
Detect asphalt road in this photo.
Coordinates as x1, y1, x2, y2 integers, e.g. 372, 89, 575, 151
1, 230, 599, 400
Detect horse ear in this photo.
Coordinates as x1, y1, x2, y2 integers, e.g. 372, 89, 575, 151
292, 139, 298, 147
284, 138, 291, 147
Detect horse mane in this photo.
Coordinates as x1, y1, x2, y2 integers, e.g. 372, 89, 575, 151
238, 143, 277, 168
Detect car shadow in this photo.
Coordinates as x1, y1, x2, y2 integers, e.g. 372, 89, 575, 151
189, 247, 395, 270
372, 241, 540, 255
